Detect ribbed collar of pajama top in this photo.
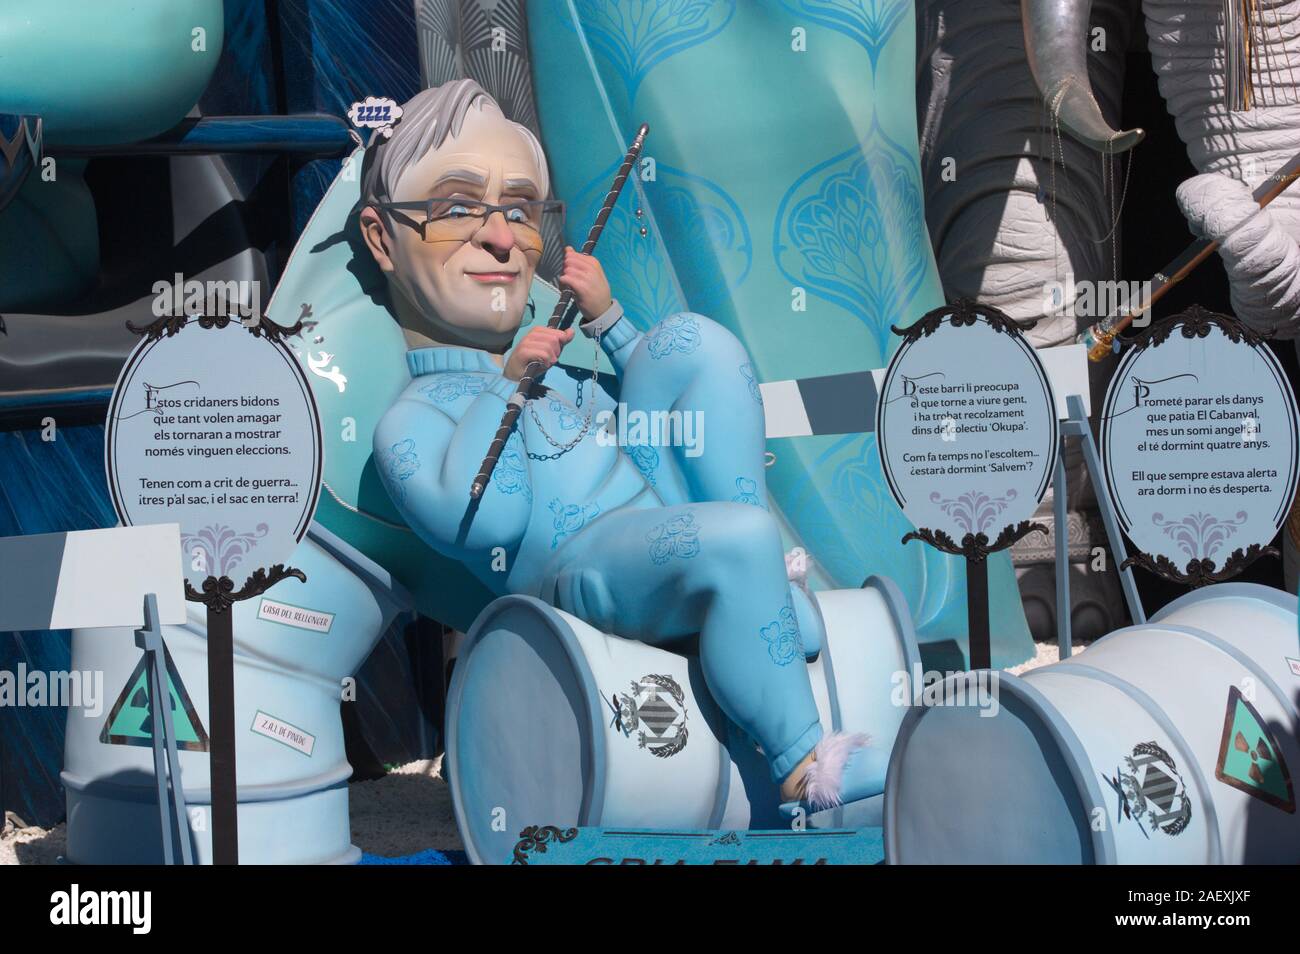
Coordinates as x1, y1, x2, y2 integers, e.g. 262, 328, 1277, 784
396, 345, 658, 597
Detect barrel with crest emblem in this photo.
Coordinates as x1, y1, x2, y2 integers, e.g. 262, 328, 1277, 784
885, 583, 1300, 863
446, 575, 920, 865
61, 522, 410, 864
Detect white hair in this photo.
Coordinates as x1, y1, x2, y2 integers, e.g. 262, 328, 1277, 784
360, 79, 550, 205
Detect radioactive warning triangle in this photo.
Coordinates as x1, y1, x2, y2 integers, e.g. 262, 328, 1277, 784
99, 642, 209, 751
1215, 685, 1293, 813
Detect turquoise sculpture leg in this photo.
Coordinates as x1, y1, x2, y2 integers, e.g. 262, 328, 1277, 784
537, 500, 823, 781
617, 312, 770, 510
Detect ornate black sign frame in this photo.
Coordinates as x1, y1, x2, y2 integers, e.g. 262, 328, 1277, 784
1100, 305, 1291, 588
884, 299, 1052, 670
120, 309, 315, 865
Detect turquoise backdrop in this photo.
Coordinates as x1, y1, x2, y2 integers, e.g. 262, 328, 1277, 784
527, 0, 1033, 666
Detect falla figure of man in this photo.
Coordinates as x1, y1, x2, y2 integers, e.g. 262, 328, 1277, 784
360, 79, 886, 813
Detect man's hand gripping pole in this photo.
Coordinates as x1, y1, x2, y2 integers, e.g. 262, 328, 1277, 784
470, 123, 650, 500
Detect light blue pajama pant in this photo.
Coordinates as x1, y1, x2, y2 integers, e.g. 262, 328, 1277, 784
537, 314, 823, 781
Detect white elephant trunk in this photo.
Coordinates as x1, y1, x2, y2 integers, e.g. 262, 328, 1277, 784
1023, 0, 1300, 335
1144, 0, 1300, 336
1144, 0, 1300, 219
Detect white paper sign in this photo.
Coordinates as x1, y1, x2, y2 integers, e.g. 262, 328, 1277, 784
0, 525, 186, 631
251, 710, 315, 757
256, 598, 334, 633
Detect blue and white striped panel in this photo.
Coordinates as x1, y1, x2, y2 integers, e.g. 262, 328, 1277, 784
760, 344, 1089, 439
760, 371, 881, 439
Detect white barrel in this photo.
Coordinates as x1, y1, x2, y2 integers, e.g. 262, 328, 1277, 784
62, 523, 410, 864
446, 576, 919, 865
885, 583, 1300, 864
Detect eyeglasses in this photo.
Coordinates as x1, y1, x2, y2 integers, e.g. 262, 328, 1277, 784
372, 197, 564, 250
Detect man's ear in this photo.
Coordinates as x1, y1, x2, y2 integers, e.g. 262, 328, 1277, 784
359, 206, 395, 274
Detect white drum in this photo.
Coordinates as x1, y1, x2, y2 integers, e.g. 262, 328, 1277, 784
885, 583, 1300, 864
447, 576, 919, 864
62, 522, 410, 864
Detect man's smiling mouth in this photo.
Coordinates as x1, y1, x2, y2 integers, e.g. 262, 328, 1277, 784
465, 269, 519, 284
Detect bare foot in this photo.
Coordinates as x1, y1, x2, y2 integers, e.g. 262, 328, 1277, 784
778, 749, 817, 802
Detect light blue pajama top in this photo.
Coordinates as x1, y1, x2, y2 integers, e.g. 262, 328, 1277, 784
372, 315, 659, 599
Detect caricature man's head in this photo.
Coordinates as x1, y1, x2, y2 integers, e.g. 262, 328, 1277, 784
359, 80, 552, 350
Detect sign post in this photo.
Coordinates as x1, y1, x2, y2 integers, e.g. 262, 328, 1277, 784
105, 312, 323, 864
876, 300, 1059, 669
1054, 393, 1148, 659
135, 592, 193, 865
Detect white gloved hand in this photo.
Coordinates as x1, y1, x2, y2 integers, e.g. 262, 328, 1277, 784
1176, 172, 1300, 337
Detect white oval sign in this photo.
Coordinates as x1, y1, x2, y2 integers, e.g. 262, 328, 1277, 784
1100, 312, 1298, 575
876, 307, 1058, 543
105, 320, 323, 590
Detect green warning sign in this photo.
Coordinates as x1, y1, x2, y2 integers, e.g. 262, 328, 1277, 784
100, 644, 209, 751
1215, 685, 1294, 813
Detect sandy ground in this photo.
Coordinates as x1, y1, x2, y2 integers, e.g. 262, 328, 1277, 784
347, 757, 463, 857
2, 641, 1078, 864
0, 813, 64, 866
1007, 634, 1089, 675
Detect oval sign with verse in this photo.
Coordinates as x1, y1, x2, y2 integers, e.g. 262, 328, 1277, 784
877, 303, 1058, 545
1100, 307, 1299, 582
105, 318, 323, 591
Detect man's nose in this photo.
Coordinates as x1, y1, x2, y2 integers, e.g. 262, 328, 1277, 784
475, 211, 516, 263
